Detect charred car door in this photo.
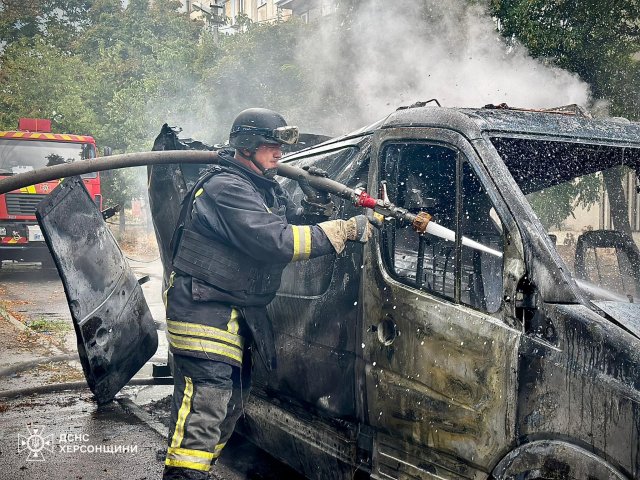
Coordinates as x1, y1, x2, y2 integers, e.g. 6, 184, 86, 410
36, 176, 158, 404
256, 137, 371, 416
361, 128, 522, 479
241, 137, 373, 478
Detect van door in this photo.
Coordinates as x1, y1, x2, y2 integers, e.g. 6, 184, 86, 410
36, 176, 158, 404
257, 139, 370, 419
361, 128, 521, 479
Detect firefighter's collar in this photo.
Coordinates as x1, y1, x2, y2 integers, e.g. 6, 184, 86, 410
218, 150, 279, 189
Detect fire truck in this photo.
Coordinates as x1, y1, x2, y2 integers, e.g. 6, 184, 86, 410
0, 118, 102, 265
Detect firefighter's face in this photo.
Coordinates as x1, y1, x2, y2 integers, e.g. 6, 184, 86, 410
253, 144, 282, 173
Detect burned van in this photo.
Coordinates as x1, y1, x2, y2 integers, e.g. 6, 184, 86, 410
36, 105, 640, 479
222, 105, 640, 480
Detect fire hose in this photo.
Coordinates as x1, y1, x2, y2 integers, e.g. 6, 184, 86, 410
0, 150, 501, 257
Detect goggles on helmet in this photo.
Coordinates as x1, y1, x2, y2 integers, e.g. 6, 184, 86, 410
230, 125, 300, 145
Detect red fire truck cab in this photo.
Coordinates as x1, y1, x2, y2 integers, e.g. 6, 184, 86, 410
0, 118, 102, 265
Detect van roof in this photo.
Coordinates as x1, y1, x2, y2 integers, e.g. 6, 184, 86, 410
380, 105, 640, 146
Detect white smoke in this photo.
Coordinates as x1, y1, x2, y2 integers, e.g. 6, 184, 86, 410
294, 0, 590, 134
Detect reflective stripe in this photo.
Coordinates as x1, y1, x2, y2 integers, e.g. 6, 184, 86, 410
292, 225, 311, 261
168, 333, 243, 363
227, 308, 239, 335
167, 320, 244, 348
165, 446, 213, 471
170, 377, 194, 448
0, 131, 92, 142
292, 226, 300, 260
303, 225, 311, 258
167, 447, 214, 460
195, 188, 204, 198
163, 271, 176, 309
212, 442, 227, 459
165, 459, 210, 472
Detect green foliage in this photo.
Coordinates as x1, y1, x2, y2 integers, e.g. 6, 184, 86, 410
490, 0, 640, 119
0, 0, 204, 207
196, 19, 311, 141
0, 36, 98, 134
0, 2, 331, 208
528, 173, 601, 230
0, 0, 94, 50
100, 166, 147, 210
489, 0, 640, 222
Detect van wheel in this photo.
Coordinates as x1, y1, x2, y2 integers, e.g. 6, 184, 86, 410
492, 470, 570, 480
492, 441, 626, 480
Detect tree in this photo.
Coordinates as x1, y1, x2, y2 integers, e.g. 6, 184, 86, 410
490, 0, 640, 119
192, 18, 311, 142
0, 36, 98, 134
0, 0, 94, 50
0, 0, 207, 210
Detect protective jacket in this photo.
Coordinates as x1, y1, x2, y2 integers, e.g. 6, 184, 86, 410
166, 150, 335, 369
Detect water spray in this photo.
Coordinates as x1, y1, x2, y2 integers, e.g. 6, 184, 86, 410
277, 164, 503, 258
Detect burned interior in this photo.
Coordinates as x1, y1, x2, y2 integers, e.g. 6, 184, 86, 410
493, 136, 640, 302
380, 142, 504, 312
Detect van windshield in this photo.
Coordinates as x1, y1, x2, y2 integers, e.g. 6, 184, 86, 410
492, 137, 640, 302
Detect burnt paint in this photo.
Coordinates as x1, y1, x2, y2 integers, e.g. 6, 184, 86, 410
36, 176, 158, 404
148, 124, 216, 289
361, 243, 520, 479
516, 302, 640, 478
254, 144, 371, 420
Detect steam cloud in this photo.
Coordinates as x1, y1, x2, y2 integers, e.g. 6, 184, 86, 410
293, 0, 590, 135
159, 0, 591, 143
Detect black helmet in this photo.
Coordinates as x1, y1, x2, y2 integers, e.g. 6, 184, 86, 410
229, 108, 299, 151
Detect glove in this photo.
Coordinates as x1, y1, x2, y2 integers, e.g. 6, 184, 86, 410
318, 215, 374, 254
345, 214, 373, 243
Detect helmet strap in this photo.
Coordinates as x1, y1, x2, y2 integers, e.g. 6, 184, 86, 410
237, 148, 271, 176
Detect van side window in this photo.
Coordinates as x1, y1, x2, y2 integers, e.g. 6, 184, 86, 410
460, 161, 504, 312
381, 143, 504, 313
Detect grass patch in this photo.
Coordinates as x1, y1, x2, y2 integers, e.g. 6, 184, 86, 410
26, 317, 71, 337
25, 317, 72, 348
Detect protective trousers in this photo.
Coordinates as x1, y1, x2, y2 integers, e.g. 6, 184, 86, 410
162, 353, 251, 480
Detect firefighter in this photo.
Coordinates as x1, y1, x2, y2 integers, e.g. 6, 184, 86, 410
162, 108, 373, 480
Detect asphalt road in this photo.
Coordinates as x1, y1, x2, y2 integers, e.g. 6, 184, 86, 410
0, 259, 304, 480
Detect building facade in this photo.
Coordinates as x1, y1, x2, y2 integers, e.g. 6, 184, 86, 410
184, 1, 291, 32
275, 0, 338, 23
